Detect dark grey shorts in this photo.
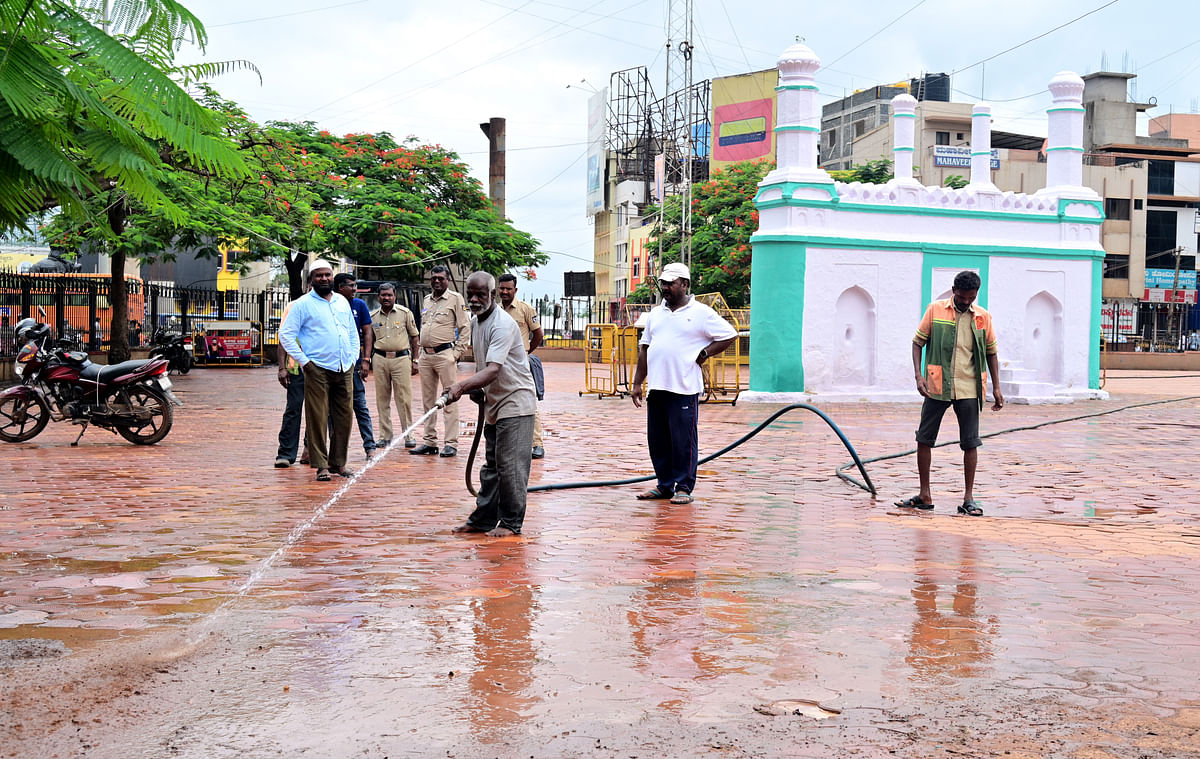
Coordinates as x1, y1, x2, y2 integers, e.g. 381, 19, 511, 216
916, 397, 982, 450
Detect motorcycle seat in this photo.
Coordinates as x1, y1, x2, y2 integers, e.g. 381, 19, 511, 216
80, 359, 155, 384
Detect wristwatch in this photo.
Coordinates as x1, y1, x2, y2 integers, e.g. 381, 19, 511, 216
698, 348, 709, 360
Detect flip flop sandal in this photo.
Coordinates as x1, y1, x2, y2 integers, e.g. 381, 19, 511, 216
895, 495, 935, 510
636, 487, 673, 500
669, 492, 694, 504
315, 468, 331, 481
958, 500, 984, 516
333, 468, 354, 478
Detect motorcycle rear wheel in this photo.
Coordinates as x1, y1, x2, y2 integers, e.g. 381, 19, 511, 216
0, 394, 51, 442
179, 353, 192, 374
108, 385, 173, 445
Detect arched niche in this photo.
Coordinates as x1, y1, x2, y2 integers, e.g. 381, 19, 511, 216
833, 285, 876, 387
1024, 290, 1064, 384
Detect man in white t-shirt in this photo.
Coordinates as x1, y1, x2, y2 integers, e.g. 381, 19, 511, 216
630, 262, 737, 504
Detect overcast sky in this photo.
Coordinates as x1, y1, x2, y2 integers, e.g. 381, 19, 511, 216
185, 0, 1200, 300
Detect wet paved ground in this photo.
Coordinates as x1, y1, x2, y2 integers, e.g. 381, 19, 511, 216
3, 364, 1200, 758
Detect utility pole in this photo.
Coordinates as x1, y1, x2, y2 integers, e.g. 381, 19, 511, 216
478, 118, 506, 219
1170, 246, 1183, 348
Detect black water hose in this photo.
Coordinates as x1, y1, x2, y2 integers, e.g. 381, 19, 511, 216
465, 399, 485, 497
835, 393, 1200, 493
523, 402, 877, 495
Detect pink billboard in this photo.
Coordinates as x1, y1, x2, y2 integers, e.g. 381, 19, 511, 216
713, 98, 773, 163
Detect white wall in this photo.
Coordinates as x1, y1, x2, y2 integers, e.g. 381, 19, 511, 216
1176, 208, 1199, 254
989, 257, 1094, 389
1175, 162, 1200, 199
802, 247, 923, 393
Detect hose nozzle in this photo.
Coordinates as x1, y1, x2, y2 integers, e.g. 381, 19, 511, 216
435, 392, 451, 410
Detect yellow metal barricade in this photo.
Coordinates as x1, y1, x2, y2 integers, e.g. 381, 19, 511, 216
694, 293, 748, 404
580, 323, 623, 398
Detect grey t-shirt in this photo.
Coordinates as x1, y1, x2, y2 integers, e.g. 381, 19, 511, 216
471, 307, 536, 424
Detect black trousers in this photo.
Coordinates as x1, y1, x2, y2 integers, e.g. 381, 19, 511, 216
646, 390, 699, 495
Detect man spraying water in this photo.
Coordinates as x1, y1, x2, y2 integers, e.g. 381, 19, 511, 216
444, 272, 538, 537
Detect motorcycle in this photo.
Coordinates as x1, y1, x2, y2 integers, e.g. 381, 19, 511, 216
0, 319, 182, 446
149, 329, 193, 374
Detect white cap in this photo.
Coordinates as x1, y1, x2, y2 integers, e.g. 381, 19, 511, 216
659, 262, 690, 282
308, 259, 333, 275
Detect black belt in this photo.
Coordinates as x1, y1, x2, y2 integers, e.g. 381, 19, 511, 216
423, 342, 454, 354
373, 348, 410, 358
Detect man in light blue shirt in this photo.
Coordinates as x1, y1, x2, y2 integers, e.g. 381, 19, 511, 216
279, 260, 360, 481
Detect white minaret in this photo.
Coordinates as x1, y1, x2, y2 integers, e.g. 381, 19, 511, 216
968, 102, 998, 191
1043, 71, 1086, 191
762, 43, 831, 185
889, 93, 920, 187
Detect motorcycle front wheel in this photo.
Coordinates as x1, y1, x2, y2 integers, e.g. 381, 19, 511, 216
108, 385, 173, 445
0, 394, 51, 442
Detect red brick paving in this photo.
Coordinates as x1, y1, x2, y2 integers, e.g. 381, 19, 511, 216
2, 365, 1200, 757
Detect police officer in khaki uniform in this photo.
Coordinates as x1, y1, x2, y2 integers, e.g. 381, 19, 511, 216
411, 265, 470, 456
497, 273, 546, 459
371, 282, 420, 448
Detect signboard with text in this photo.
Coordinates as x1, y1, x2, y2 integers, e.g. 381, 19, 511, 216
1143, 289, 1198, 304
932, 145, 999, 169
1144, 268, 1198, 289
1100, 300, 1137, 335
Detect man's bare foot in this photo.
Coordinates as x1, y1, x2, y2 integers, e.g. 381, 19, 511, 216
451, 523, 488, 534
485, 527, 517, 537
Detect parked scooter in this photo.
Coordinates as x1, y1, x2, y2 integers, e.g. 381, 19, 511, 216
149, 328, 193, 374
0, 319, 182, 446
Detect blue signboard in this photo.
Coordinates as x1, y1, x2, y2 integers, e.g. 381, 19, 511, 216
1145, 268, 1197, 289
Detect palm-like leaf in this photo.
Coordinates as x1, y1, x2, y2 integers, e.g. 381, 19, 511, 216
0, 0, 249, 232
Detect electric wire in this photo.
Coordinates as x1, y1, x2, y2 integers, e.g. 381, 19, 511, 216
823, 0, 929, 72
951, 0, 1121, 76
320, 0, 644, 125
302, 0, 536, 117
508, 148, 587, 205
208, 0, 371, 28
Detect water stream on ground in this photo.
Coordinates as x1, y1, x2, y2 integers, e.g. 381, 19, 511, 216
185, 403, 445, 645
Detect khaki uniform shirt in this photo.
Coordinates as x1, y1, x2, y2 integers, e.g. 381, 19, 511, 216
371, 304, 418, 352
950, 308, 977, 400
502, 300, 539, 347
419, 290, 470, 359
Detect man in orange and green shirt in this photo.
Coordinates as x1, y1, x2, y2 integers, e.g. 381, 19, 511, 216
896, 270, 1005, 516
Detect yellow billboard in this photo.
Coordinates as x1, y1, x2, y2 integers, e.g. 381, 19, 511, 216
711, 69, 778, 173
0, 252, 44, 273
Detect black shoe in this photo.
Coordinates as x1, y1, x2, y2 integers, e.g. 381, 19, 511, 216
404, 439, 417, 449
409, 444, 439, 455
376, 439, 391, 448
439, 445, 457, 457
531, 446, 545, 459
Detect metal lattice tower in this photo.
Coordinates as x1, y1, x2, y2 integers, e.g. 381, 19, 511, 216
609, 67, 658, 183
663, 0, 695, 269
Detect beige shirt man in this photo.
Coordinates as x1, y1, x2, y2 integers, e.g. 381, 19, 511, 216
501, 296, 545, 453
371, 289, 420, 446
412, 268, 471, 455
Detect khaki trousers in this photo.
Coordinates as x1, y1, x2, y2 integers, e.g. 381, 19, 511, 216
533, 408, 543, 448
419, 350, 459, 446
373, 354, 413, 442
303, 362, 353, 470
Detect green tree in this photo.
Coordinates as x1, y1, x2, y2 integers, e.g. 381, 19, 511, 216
278, 127, 545, 282
828, 158, 893, 184
49, 90, 335, 300
943, 174, 968, 189
643, 159, 770, 309
3, 0, 253, 362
